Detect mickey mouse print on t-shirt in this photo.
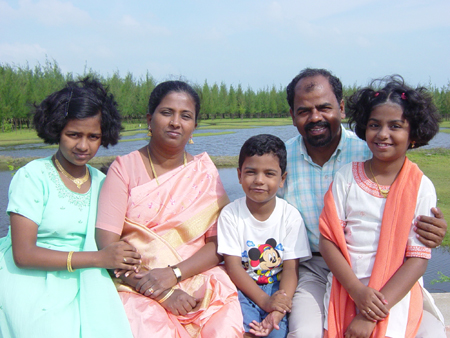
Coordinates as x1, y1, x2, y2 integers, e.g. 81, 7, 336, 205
247, 238, 283, 284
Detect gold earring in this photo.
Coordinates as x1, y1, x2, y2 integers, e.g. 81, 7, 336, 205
188, 136, 194, 144
411, 141, 415, 148
147, 128, 152, 137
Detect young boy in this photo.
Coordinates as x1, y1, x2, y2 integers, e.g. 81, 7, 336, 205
217, 134, 311, 338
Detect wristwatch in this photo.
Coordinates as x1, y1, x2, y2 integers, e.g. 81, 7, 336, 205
170, 265, 182, 283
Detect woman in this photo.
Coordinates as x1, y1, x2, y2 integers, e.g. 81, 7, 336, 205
0, 78, 139, 338
95, 81, 244, 337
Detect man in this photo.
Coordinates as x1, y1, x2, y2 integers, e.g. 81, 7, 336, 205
279, 68, 447, 338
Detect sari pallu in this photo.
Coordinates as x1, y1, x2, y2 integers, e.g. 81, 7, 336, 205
319, 158, 423, 338
114, 153, 243, 337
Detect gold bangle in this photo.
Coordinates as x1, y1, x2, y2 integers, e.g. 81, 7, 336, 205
67, 251, 75, 272
158, 287, 175, 304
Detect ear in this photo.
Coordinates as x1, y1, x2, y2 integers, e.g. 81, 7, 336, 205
266, 238, 277, 247
146, 113, 152, 126
237, 168, 242, 184
289, 108, 296, 126
339, 99, 345, 119
279, 172, 287, 188
248, 248, 261, 261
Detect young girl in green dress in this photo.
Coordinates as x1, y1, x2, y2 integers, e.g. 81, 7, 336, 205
0, 78, 140, 337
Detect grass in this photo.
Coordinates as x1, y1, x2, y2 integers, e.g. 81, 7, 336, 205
407, 148, 450, 246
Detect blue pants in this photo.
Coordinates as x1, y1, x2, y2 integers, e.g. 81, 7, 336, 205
238, 281, 288, 338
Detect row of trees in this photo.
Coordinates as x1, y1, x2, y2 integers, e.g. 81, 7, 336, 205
1, 60, 449, 132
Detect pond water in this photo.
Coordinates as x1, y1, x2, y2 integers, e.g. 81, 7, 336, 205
1, 126, 449, 292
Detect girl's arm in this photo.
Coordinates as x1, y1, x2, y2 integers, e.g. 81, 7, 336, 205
11, 213, 140, 271
379, 257, 428, 310
319, 235, 389, 321
224, 254, 290, 314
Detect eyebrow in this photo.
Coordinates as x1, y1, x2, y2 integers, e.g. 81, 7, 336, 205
296, 102, 332, 112
368, 117, 406, 123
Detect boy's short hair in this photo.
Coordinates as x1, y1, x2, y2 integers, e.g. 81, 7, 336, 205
238, 134, 287, 174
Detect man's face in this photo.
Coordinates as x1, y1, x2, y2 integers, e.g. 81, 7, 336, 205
290, 75, 345, 149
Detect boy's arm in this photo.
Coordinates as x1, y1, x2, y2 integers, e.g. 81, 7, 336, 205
319, 235, 389, 321
278, 258, 299, 299
223, 254, 289, 314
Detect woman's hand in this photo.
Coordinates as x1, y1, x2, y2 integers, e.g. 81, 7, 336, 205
134, 267, 177, 299
97, 240, 141, 270
349, 284, 388, 322
159, 289, 199, 316
344, 313, 377, 338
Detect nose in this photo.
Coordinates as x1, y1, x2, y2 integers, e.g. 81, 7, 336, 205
377, 126, 389, 139
309, 108, 322, 122
254, 173, 264, 184
170, 114, 181, 128
76, 137, 88, 151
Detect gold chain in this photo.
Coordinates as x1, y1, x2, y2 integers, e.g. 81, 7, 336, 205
147, 146, 187, 186
369, 161, 389, 198
54, 157, 90, 189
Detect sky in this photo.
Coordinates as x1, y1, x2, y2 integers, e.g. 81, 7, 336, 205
1, 0, 449, 90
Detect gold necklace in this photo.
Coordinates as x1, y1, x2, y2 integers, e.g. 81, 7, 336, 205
147, 146, 187, 186
369, 161, 389, 198
54, 157, 90, 189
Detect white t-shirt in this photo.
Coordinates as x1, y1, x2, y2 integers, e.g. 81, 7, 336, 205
218, 196, 311, 284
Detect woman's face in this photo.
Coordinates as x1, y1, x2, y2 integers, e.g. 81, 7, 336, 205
147, 91, 197, 151
58, 114, 102, 170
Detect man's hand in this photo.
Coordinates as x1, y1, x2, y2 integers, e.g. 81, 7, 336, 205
415, 207, 447, 248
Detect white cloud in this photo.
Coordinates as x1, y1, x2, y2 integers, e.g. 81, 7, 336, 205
0, 42, 47, 61
3, 0, 91, 26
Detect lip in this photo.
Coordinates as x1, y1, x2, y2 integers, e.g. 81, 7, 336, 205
166, 130, 182, 137
73, 153, 90, 160
374, 142, 392, 148
308, 126, 327, 135
250, 188, 267, 193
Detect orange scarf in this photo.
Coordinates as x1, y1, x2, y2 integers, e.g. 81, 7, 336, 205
320, 158, 423, 338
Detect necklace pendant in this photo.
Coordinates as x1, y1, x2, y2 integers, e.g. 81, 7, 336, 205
380, 189, 389, 198
73, 179, 83, 189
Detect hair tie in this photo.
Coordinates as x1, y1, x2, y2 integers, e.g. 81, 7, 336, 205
374, 92, 380, 97
401, 92, 407, 100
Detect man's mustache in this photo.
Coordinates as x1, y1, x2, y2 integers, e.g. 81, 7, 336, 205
305, 121, 330, 131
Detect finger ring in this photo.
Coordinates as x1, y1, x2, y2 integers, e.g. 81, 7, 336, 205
367, 309, 372, 314
148, 287, 154, 295
123, 258, 127, 263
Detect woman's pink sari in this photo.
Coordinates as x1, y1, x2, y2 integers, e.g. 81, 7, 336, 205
111, 152, 243, 337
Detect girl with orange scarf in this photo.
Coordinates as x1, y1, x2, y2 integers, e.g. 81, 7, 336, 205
319, 76, 445, 338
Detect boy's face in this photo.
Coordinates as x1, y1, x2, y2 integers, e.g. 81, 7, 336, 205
237, 153, 287, 207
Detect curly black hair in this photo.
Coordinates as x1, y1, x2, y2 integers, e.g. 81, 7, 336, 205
148, 81, 200, 122
346, 75, 440, 149
33, 77, 122, 147
286, 68, 343, 110
238, 134, 287, 174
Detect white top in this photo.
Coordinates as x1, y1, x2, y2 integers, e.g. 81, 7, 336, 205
324, 162, 435, 337
217, 196, 311, 284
